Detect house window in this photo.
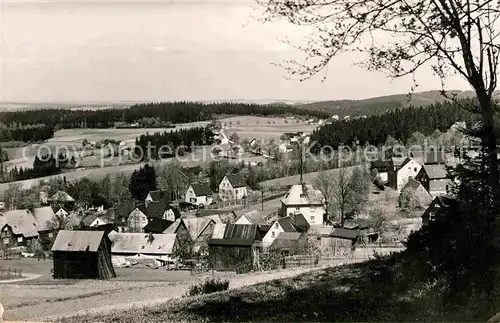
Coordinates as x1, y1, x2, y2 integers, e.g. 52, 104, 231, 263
271, 231, 275, 238
275, 222, 279, 228
48, 232, 53, 238
446, 185, 450, 192
296, 207, 300, 211
414, 167, 417, 172
429, 212, 436, 221
17, 237, 23, 243
3, 238, 9, 245
310, 216, 315, 222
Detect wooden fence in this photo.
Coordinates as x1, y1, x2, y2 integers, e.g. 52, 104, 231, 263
0, 267, 23, 278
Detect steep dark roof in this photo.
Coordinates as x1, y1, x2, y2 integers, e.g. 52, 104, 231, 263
190, 183, 212, 196
143, 218, 174, 234
436, 195, 458, 207
402, 177, 423, 191
330, 228, 359, 240
291, 213, 310, 233
352, 218, 375, 230
225, 174, 247, 188
422, 165, 448, 179
147, 189, 168, 202
139, 201, 167, 219
277, 217, 297, 232
209, 223, 259, 246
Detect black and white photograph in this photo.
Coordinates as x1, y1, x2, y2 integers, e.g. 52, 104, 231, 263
0, 0, 500, 321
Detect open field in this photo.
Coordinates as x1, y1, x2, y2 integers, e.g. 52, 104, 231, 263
1, 258, 360, 321
220, 116, 318, 142
57, 253, 496, 323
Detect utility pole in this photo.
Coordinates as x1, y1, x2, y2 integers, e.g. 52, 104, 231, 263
261, 190, 264, 211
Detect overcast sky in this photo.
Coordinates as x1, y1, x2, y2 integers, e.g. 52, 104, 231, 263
0, 0, 470, 102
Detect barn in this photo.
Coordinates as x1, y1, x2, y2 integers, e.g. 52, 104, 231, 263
208, 223, 262, 271
51, 230, 116, 280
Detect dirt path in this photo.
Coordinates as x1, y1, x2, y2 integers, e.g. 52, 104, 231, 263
3, 260, 362, 321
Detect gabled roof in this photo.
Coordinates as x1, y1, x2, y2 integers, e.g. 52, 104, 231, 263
0, 209, 39, 238
48, 191, 75, 203
269, 232, 305, 250
410, 150, 447, 165
399, 157, 416, 169
234, 210, 268, 226
281, 183, 324, 206
422, 164, 448, 180
224, 174, 247, 188
140, 200, 167, 219
190, 183, 212, 197
33, 206, 56, 232
143, 218, 174, 234
436, 195, 458, 207
164, 215, 221, 240
81, 212, 107, 227
111, 233, 177, 255
402, 177, 423, 191
330, 228, 359, 240
290, 213, 310, 233
211, 223, 227, 239
182, 215, 221, 241
51, 230, 105, 252
277, 217, 297, 233
147, 189, 168, 202
209, 223, 259, 246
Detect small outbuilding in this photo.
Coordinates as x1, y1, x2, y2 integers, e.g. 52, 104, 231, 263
51, 230, 116, 280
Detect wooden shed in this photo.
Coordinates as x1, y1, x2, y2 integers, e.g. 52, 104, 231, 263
51, 230, 116, 280
208, 223, 262, 271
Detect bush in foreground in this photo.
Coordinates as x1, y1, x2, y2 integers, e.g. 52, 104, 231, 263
187, 277, 230, 296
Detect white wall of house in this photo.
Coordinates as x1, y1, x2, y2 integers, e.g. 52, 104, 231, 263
234, 215, 252, 225
377, 172, 389, 183
397, 159, 422, 191
89, 216, 106, 227
164, 209, 176, 221
283, 205, 325, 225
128, 209, 148, 231
218, 177, 248, 200
184, 186, 212, 206
262, 220, 285, 247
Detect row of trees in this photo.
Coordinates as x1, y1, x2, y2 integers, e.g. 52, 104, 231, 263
310, 101, 478, 151
0, 102, 330, 132
0, 122, 55, 143
134, 127, 215, 160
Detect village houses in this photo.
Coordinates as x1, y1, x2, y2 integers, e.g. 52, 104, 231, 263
184, 182, 213, 207
219, 174, 248, 200
280, 183, 326, 225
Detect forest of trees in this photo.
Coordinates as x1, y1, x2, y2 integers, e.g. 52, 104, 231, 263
0, 102, 330, 133
5, 153, 73, 181
310, 101, 478, 151
0, 123, 55, 142
135, 126, 215, 160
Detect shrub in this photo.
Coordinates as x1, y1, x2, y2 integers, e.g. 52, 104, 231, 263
187, 277, 230, 296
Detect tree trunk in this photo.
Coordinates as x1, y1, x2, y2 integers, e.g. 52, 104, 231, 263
480, 97, 500, 210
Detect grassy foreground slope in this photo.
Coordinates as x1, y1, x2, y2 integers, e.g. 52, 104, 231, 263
59, 256, 496, 323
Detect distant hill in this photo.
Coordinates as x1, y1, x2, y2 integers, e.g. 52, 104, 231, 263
296, 90, 498, 118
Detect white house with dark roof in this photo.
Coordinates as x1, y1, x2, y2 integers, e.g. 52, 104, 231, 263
219, 174, 248, 200
394, 158, 422, 192
415, 164, 452, 197
280, 183, 325, 225
262, 216, 298, 248
0, 209, 39, 248
185, 183, 213, 206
